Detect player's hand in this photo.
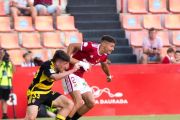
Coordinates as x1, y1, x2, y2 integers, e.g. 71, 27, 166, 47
107, 75, 112, 82
72, 63, 81, 72
79, 61, 91, 72
88, 63, 92, 72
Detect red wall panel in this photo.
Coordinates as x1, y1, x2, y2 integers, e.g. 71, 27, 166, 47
1, 64, 180, 118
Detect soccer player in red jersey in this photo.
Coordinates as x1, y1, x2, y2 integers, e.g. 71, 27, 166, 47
63, 35, 116, 120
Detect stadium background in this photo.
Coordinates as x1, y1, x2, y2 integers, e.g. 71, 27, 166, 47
1, 0, 180, 119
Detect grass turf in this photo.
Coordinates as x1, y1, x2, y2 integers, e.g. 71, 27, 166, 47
9, 115, 180, 120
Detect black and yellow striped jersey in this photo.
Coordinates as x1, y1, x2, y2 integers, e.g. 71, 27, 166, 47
27, 60, 59, 96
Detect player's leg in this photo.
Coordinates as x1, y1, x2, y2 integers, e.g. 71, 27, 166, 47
62, 75, 84, 120
24, 105, 38, 120
44, 91, 74, 120
53, 95, 74, 119
66, 91, 83, 119
72, 91, 95, 120
23, 93, 47, 120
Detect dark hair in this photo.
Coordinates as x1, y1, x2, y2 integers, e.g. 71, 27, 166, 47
167, 47, 175, 53
52, 50, 70, 62
175, 50, 180, 54
101, 35, 116, 43
23, 52, 30, 58
149, 27, 156, 34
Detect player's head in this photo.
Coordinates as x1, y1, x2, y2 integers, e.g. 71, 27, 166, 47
101, 35, 116, 55
149, 27, 157, 40
167, 47, 175, 58
175, 50, 180, 59
52, 50, 70, 72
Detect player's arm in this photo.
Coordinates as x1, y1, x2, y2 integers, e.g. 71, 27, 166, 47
67, 43, 81, 64
101, 62, 112, 82
67, 43, 91, 71
50, 69, 76, 81
50, 63, 80, 81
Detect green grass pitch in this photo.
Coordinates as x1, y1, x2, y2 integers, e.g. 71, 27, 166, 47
9, 115, 180, 120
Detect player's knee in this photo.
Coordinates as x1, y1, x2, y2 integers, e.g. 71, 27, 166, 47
74, 98, 83, 107
27, 114, 36, 120
86, 100, 95, 109
67, 100, 74, 111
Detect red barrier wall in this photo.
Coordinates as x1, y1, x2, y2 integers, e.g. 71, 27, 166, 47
1, 64, 180, 118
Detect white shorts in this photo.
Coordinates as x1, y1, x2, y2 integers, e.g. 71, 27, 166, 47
62, 74, 92, 95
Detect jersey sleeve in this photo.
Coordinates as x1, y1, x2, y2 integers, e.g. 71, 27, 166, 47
101, 56, 108, 64
43, 64, 56, 78
81, 42, 94, 53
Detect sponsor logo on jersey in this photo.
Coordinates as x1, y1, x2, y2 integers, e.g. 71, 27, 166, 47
83, 42, 88, 47
91, 86, 128, 104
96, 58, 100, 62
49, 69, 55, 73
92, 44, 99, 48
74, 84, 78, 87
32, 99, 36, 103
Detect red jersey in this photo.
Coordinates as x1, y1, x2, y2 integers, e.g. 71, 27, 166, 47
68, 42, 107, 78
162, 55, 170, 64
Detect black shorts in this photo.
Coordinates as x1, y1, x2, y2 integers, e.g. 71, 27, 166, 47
0, 88, 10, 100
27, 91, 61, 108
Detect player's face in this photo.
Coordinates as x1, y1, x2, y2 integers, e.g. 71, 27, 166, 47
56, 61, 69, 72
104, 42, 115, 55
